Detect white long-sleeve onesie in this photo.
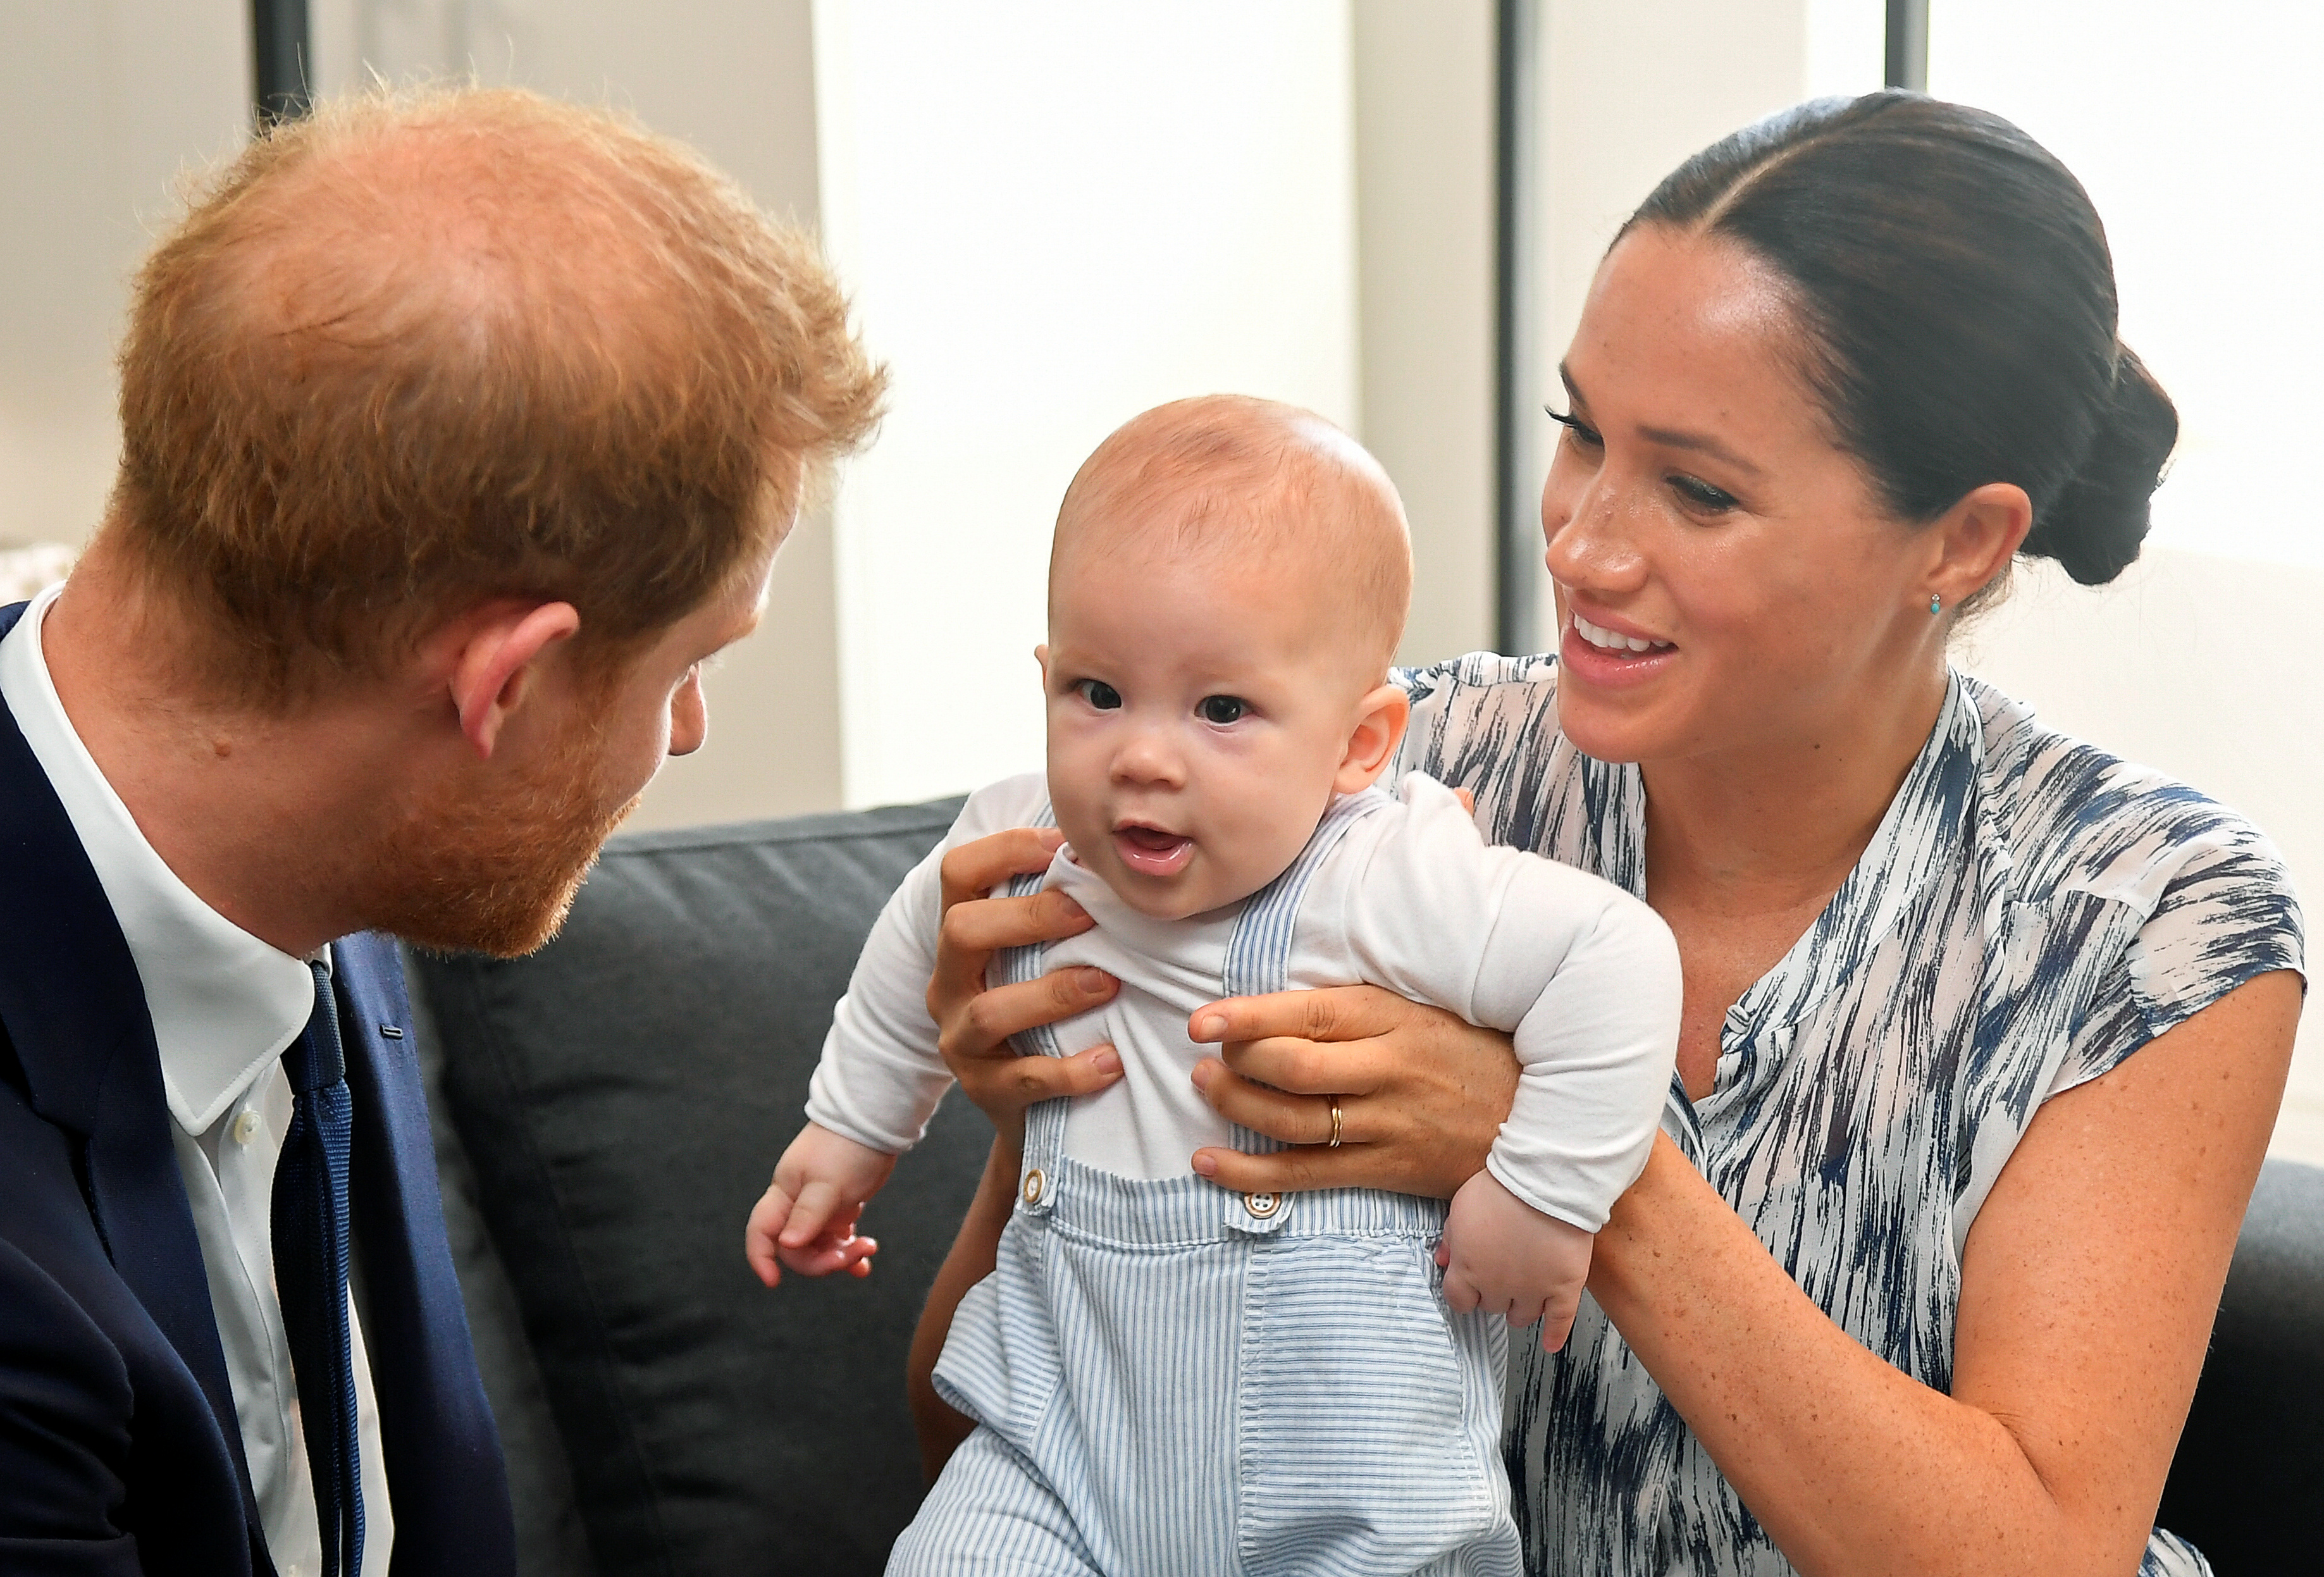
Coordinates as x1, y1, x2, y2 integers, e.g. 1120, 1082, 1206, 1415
805, 771, 1680, 1230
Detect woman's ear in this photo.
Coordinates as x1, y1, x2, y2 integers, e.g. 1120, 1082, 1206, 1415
1927, 482, 2033, 609
1333, 684, 1411, 794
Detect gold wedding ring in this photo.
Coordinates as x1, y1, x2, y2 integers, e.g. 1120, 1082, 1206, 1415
1327, 1096, 1344, 1149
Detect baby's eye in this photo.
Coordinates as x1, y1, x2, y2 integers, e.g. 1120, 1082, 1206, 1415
1197, 695, 1247, 726
1076, 679, 1123, 710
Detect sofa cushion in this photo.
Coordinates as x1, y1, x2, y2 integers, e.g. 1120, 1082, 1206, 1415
2158, 1156, 2324, 1574
412, 798, 982, 1577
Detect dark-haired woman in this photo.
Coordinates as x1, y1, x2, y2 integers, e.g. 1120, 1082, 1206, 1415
908, 94, 2304, 1576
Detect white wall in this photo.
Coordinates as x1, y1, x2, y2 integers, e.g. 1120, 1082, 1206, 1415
1352, 0, 1497, 668
812, 0, 1361, 810
0, 2, 247, 551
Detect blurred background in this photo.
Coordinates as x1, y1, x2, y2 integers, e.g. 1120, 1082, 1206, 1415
2, 0, 2316, 1160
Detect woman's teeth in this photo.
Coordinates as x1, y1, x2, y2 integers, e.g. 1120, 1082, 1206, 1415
1573, 614, 1673, 655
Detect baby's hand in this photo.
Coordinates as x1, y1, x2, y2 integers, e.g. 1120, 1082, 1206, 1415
745, 1122, 898, 1288
1436, 1169, 1594, 1352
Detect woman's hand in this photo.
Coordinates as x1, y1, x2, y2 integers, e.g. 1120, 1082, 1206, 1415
926, 827, 1125, 1142
1184, 985, 1520, 1198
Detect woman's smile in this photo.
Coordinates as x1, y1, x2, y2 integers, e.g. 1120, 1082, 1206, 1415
1558, 599, 1681, 695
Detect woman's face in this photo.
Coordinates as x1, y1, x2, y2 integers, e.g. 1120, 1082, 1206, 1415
1542, 225, 1944, 769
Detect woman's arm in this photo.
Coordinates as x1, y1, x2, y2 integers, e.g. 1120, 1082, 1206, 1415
1194, 971, 2299, 1577
1590, 970, 2297, 1577
906, 1135, 1022, 1481
905, 828, 1125, 1478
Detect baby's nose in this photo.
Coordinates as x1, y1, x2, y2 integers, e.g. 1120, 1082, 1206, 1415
1111, 730, 1184, 785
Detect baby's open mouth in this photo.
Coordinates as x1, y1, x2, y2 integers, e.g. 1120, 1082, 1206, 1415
1113, 824, 1195, 877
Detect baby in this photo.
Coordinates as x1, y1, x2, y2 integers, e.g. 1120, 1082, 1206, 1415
749, 396, 1681, 1574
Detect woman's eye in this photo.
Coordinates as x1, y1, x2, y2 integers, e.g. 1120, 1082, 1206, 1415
1077, 679, 1123, 710
1670, 475, 1740, 513
1546, 406, 1603, 451
1197, 695, 1247, 726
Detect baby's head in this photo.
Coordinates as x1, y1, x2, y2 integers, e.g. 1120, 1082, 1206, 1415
1038, 395, 1412, 920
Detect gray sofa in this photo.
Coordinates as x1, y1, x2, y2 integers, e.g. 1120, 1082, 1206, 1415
405, 799, 2323, 1576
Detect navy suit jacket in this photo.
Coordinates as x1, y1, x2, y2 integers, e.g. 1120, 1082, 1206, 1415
0, 601, 516, 1576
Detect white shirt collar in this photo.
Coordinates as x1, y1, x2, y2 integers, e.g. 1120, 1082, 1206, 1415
1, 583, 319, 1135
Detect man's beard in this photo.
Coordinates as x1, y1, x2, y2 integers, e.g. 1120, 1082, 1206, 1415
359, 712, 643, 959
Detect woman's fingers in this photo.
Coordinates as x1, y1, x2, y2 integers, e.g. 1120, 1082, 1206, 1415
1216, 1035, 1397, 1099
1192, 1139, 1378, 1195
1190, 1058, 1362, 1141
936, 826, 1068, 910
937, 884, 1094, 961
1189, 982, 1410, 1051
953, 1042, 1123, 1113
1185, 991, 1521, 1200
938, 967, 1118, 1065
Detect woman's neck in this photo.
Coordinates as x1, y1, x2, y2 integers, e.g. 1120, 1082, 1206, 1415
1640, 659, 1951, 918
1640, 659, 1952, 1098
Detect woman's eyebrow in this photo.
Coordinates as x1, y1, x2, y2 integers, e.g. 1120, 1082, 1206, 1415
1636, 424, 1765, 479
1557, 361, 1765, 479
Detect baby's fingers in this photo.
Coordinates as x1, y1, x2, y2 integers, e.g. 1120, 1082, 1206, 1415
744, 1187, 793, 1287
778, 1180, 846, 1248
1440, 1261, 1485, 1315
1535, 1286, 1582, 1354
778, 1230, 881, 1279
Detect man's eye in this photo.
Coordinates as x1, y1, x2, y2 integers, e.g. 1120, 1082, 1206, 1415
1077, 679, 1123, 710
1197, 695, 1247, 725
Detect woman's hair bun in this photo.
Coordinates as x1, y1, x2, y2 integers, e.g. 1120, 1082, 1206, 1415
2021, 347, 2177, 586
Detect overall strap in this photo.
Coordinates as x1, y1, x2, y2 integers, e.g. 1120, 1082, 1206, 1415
1219, 789, 1392, 1170
991, 803, 1070, 1185
1222, 789, 1392, 999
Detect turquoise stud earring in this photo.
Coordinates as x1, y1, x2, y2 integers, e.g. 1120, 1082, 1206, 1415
1929, 593, 1942, 615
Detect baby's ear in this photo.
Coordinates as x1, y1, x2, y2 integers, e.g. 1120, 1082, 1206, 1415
1333, 683, 1411, 794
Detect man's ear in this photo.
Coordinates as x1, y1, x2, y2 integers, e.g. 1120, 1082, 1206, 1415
447, 602, 583, 759
1034, 643, 1051, 688
1926, 481, 2032, 610
1333, 683, 1411, 795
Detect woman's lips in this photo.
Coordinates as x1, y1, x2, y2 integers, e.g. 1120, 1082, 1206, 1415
1113, 825, 1194, 877
1559, 615, 1678, 690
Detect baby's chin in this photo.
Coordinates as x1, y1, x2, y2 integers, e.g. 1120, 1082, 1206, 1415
1091, 846, 1261, 924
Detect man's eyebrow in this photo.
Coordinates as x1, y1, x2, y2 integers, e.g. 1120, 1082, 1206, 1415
1557, 361, 1765, 479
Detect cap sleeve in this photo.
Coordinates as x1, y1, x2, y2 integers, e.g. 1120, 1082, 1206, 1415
2047, 818, 2306, 1100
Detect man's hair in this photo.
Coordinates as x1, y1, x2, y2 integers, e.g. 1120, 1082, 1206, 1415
1051, 395, 1412, 675
109, 85, 886, 705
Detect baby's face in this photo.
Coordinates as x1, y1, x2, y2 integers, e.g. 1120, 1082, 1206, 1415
1042, 545, 1380, 921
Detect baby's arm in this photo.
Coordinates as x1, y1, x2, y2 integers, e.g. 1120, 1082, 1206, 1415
1438, 1170, 1594, 1348
748, 775, 1053, 1285
746, 1122, 898, 1287
1342, 777, 1683, 1347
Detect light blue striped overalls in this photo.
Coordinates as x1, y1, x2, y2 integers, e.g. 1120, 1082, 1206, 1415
889, 796, 1525, 1577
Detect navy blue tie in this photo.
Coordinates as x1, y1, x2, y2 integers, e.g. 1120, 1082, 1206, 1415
273, 958, 364, 1577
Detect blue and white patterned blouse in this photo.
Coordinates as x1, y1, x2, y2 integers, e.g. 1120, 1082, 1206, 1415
1387, 655, 2305, 1577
